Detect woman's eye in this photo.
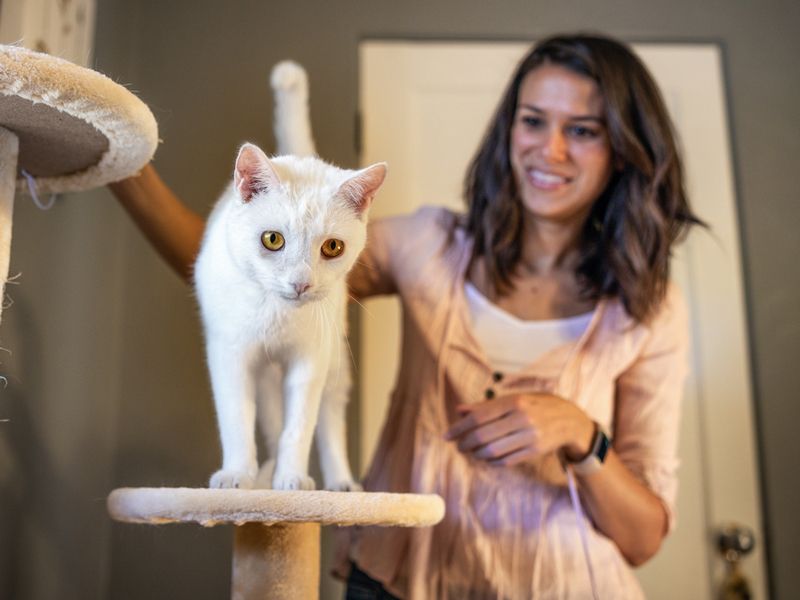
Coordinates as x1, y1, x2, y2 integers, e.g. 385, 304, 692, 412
521, 115, 544, 128
568, 125, 599, 139
261, 231, 285, 251
321, 238, 345, 259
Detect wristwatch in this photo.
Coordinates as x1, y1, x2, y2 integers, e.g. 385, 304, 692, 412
569, 421, 611, 476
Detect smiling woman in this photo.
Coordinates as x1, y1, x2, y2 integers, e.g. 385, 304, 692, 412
338, 34, 706, 599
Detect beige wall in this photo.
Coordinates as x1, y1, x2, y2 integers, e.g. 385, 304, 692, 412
1, 0, 797, 598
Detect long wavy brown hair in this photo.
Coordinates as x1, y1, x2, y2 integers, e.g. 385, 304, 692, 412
463, 33, 704, 323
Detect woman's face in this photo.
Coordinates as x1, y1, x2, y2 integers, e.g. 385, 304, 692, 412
509, 64, 614, 228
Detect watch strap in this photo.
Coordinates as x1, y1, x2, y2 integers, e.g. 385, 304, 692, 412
570, 422, 611, 476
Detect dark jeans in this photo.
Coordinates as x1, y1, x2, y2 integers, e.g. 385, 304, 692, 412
345, 562, 401, 600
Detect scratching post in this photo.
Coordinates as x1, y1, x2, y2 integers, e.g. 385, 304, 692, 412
0, 127, 18, 325
108, 487, 445, 599
0, 43, 158, 323
232, 523, 320, 600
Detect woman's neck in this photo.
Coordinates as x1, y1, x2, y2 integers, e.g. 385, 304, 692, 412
518, 214, 585, 276
467, 213, 596, 320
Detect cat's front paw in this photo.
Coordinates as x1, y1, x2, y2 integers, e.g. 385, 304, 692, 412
325, 480, 363, 492
272, 470, 316, 491
209, 469, 255, 490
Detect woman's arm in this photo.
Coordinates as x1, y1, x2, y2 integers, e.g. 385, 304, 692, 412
570, 448, 668, 565
109, 163, 205, 282
445, 394, 667, 566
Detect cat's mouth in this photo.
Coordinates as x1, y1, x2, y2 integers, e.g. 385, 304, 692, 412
279, 291, 323, 305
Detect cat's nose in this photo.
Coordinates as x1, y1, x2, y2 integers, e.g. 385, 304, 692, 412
292, 282, 311, 296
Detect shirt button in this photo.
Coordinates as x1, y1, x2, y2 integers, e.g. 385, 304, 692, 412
485, 388, 495, 400
492, 371, 503, 383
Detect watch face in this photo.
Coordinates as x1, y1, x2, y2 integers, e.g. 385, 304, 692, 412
596, 430, 611, 463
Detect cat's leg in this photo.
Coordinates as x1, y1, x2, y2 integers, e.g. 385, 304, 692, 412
272, 357, 327, 490
254, 362, 283, 488
207, 339, 259, 489
316, 342, 361, 491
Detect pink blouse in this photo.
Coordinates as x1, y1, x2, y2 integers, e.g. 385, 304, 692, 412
335, 207, 689, 599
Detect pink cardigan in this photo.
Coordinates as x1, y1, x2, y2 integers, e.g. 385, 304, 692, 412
336, 207, 689, 599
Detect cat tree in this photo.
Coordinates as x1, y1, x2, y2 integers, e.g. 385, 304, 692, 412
0, 44, 158, 324
108, 486, 444, 599
0, 43, 444, 598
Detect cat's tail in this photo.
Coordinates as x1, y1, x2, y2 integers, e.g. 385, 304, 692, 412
270, 60, 317, 157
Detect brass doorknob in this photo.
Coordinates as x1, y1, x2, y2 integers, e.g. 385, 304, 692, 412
715, 523, 755, 600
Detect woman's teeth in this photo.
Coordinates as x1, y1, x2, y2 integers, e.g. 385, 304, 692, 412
530, 169, 569, 187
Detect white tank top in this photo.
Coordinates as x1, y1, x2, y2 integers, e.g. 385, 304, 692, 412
464, 281, 594, 373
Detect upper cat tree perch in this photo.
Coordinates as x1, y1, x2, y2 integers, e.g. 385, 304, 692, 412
0, 43, 158, 324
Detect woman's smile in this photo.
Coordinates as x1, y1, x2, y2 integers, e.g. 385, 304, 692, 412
526, 168, 574, 191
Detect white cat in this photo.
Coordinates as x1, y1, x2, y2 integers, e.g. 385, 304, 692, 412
194, 63, 386, 491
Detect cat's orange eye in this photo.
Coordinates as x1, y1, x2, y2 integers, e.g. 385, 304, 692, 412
261, 231, 285, 251
321, 238, 345, 259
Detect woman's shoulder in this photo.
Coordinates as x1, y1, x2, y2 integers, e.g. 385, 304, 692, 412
371, 205, 465, 254
648, 281, 688, 333
366, 205, 467, 292
598, 281, 689, 361
603, 281, 687, 329
374, 204, 461, 235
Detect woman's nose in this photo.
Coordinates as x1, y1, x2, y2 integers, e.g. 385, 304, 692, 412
541, 128, 568, 162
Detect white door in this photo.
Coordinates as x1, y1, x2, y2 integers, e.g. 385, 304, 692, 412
359, 41, 767, 599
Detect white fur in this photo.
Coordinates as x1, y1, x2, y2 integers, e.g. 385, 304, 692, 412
195, 143, 385, 491
271, 61, 316, 157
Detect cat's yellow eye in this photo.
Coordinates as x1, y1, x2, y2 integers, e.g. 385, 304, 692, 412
321, 238, 345, 259
261, 231, 285, 251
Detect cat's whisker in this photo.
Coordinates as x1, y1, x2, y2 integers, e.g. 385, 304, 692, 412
317, 300, 335, 385
343, 335, 357, 374
315, 302, 325, 346
328, 296, 357, 375
353, 259, 379, 273
324, 303, 344, 388
259, 320, 275, 363
348, 294, 374, 319
324, 297, 345, 384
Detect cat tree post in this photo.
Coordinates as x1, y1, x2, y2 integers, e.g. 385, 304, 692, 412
0, 127, 18, 326
108, 487, 446, 600
233, 522, 321, 599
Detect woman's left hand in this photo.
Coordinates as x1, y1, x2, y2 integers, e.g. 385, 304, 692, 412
444, 393, 596, 466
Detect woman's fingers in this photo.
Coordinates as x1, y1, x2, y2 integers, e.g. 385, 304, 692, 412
445, 393, 582, 465
453, 413, 527, 453
444, 397, 518, 441
470, 428, 537, 461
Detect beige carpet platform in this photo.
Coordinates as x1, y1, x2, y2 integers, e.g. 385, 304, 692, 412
108, 487, 446, 599
0, 44, 158, 325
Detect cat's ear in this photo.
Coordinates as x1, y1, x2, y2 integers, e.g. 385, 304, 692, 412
337, 162, 387, 217
234, 143, 281, 203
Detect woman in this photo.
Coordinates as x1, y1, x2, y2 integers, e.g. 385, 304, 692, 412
111, 33, 702, 599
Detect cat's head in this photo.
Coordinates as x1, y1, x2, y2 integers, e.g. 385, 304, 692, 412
225, 142, 386, 305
